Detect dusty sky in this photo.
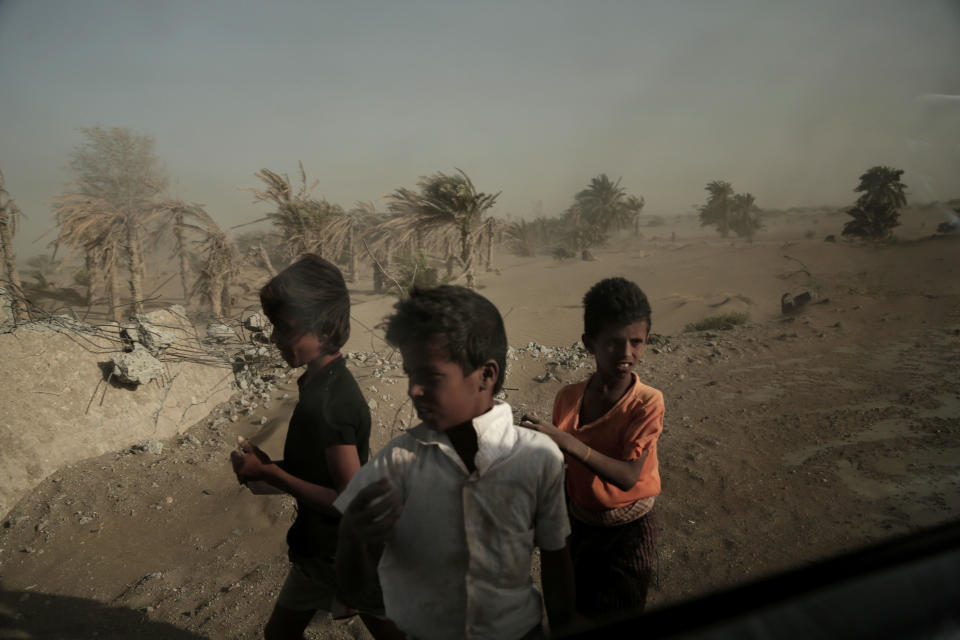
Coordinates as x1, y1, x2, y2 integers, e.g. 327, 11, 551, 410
1, 0, 959, 257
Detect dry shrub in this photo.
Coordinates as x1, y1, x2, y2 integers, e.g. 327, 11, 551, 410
683, 312, 749, 332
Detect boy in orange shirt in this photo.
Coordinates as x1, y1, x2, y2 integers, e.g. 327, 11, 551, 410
522, 277, 663, 618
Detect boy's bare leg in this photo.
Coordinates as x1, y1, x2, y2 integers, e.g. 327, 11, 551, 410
264, 603, 316, 640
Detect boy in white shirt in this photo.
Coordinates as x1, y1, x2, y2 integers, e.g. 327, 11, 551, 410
334, 285, 576, 639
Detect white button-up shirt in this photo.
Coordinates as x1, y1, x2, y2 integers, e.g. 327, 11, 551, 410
334, 401, 570, 640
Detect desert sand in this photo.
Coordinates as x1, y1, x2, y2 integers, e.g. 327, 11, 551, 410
1, 208, 959, 638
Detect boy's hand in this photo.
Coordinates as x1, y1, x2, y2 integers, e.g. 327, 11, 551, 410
343, 478, 403, 544
521, 412, 563, 439
521, 412, 574, 453
230, 436, 272, 483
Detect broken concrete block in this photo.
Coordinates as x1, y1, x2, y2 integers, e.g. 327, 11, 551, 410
110, 343, 164, 386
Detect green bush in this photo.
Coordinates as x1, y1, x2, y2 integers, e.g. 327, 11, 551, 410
683, 312, 749, 332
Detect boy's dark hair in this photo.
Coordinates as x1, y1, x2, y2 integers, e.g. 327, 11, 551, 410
259, 254, 350, 352
384, 285, 507, 393
583, 277, 652, 337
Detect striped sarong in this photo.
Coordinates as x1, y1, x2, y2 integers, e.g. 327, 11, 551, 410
568, 507, 658, 618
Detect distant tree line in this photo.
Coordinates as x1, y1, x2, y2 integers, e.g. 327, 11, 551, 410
0, 123, 933, 326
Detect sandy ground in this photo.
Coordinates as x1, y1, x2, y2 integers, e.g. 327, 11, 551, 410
2, 209, 959, 638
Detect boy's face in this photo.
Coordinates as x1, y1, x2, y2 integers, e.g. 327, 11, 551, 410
269, 314, 325, 368
583, 319, 649, 381
400, 338, 496, 431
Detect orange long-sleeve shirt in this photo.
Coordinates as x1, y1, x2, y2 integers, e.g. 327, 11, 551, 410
552, 372, 663, 510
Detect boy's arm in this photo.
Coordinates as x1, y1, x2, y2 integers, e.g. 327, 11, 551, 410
231, 438, 361, 516
540, 545, 577, 632
335, 478, 403, 608
520, 413, 652, 492
534, 442, 577, 631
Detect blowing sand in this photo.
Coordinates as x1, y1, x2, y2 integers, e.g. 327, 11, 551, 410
1, 210, 959, 638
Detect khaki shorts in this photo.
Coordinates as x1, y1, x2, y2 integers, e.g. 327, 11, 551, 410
277, 552, 338, 612
277, 552, 386, 618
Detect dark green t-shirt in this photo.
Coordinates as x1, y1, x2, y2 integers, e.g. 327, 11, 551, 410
282, 355, 371, 557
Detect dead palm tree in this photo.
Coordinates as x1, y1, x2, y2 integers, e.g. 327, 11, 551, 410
49, 191, 128, 321
481, 217, 498, 271
346, 201, 384, 283
385, 169, 500, 286
55, 126, 168, 317
243, 163, 352, 264
180, 206, 235, 318
0, 170, 26, 321
156, 199, 217, 304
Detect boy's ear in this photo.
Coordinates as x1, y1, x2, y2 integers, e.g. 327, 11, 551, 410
478, 359, 500, 391
582, 333, 595, 354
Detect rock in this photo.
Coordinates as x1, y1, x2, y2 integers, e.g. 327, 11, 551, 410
367, 399, 378, 411
180, 433, 201, 446
243, 312, 270, 333
129, 439, 163, 455
135, 315, 181, 355
206, 323, 235, 342
110, 344, 164, 386
781, 291, 812, 315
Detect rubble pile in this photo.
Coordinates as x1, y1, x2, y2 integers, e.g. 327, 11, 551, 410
344, 350, 403, 382
227, 313, 287, 420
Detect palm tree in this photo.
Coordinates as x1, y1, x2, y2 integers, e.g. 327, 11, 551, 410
181, 206, 235, 318
625, 195, 646, 236
56, 126, 168, 317
572, 174, 634, 232
243, 163, 352, 264
699, 180, 734, 237
842, 166, 908, 240
502, 219, 536, 257
0, 170, 26, 321
481, 217, 497, 271
385, 169, 500, 286
853, 166, 907, 210
561, 175, 645, 255
155, 200, 198, 304
344, 201, 383, 283
49, 191, 127, 321
729, 192, 763, 242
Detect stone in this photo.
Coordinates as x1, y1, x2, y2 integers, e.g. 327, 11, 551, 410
110, 344, 164, 386
180, 433, 201, 446
206, 323, 235, 342
243, 312, 270, 333
131, 440, 164, 455
135, 314, 182, 355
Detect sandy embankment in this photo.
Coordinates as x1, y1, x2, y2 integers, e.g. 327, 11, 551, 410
0, 307, 236, 518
